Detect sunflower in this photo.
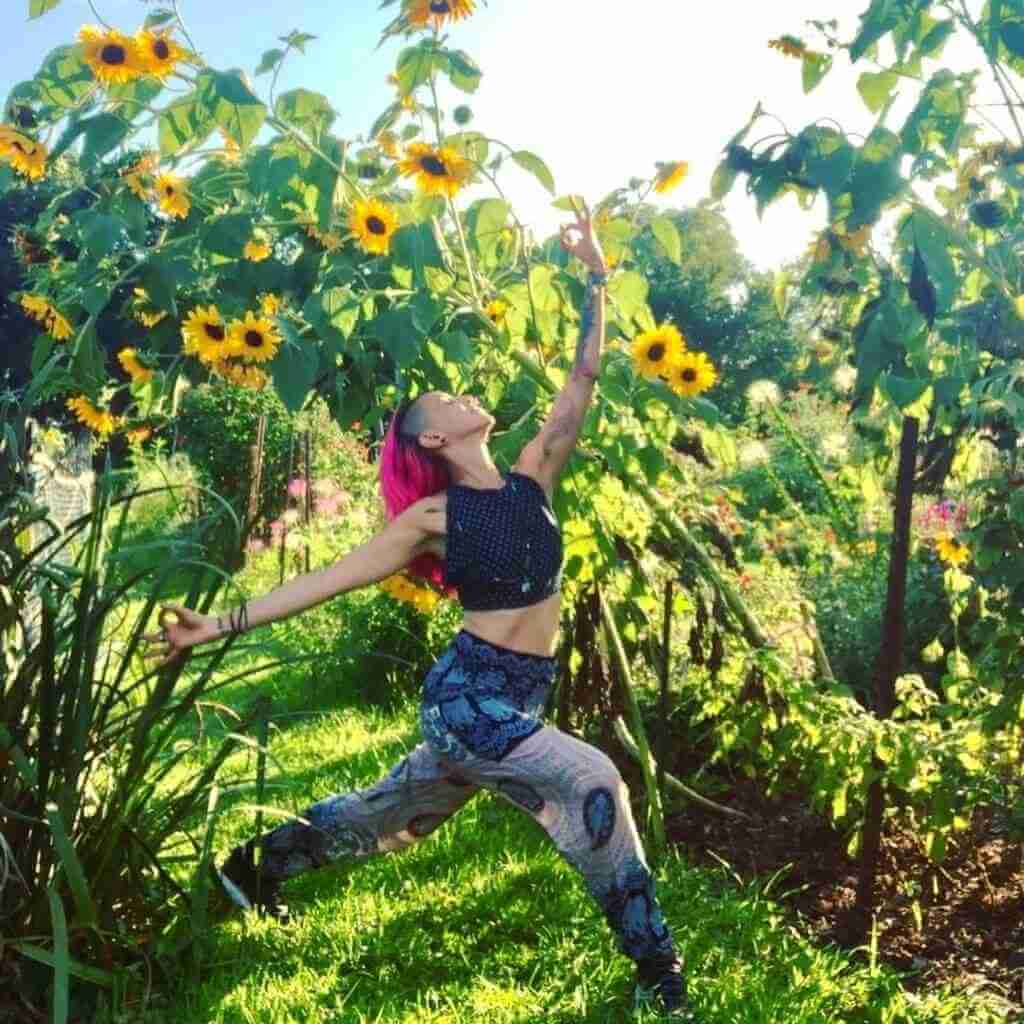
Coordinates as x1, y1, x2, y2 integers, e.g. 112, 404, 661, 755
79, 25, 144, 86
134, 28, 186, 79
118, 347, 154, 384
182, 305, 236, 362
376, 130, 400, 159
213, 359, 269, 390
219, 129, 242, 163
227, 312, 282, 363
407, 0, 476, 30
631, 324, 686, 381
243, 237, 272, 261
259, 293, 282, 316
768, 35, 807, 59
398, 142, 473, 198
66, 395, 117, 437
154, 172, 190, 219
485, 299, 508, 326
349, 198, 399, 256
19, 293, 51, 321
0, 127, 47, 180
667, 351, 718, 398
652, 161, 689, 196
47, 310, 73, 341
125, 426, 152, 445
936, 534, 970, 567
132, 287, 167, 327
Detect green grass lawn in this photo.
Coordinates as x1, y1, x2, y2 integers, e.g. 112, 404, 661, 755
137, 646, 1008, 1024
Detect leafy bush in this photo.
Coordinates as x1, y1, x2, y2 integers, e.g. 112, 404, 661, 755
805, 549, 953, 699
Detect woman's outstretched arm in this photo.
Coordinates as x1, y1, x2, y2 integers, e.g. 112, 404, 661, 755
520, 200, 608, 485
144, 498, 440, 665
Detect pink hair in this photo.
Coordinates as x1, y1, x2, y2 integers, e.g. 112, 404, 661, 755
378, 399, 456, 595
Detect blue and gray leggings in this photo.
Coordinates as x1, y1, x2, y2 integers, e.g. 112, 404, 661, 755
252, 629, 679, 968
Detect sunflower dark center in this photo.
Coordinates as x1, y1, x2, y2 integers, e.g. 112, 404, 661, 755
12, 140, 28, 154
648, 343, 665, 361
245, 330, 263, 348
165, 185, 175, 196
430, 1, 452, 12
204, 323, 225, 341
153, 39, 170, 59
101, 44, 126, 65
420, 155, 448, 176
682, 368, 697, 382
366, 215, 387, 235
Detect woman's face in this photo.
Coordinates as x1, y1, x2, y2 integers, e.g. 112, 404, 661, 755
424, 391, 494, 438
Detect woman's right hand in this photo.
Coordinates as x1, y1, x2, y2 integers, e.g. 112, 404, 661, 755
143, 604, 219, 667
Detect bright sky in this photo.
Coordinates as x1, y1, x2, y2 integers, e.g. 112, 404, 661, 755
8, 0, 1009, 270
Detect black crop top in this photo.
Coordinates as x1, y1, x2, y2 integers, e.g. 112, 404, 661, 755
443, 471, 563, 611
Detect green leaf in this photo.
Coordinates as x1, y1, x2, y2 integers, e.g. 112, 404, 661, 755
773, 270, 790, 318
143, 7, 176, 28
202, 213, 254, 257
280, 30, 318, 54
850, 0, 903, 62
438, 329, 473, 364
857, 70, 899, 113
47, 888, 69, 1024
158, 93, 216, 157
710, 160, 738, 200
139, 254, 194, 317
882, 373, 929, 409
802, 128, 855, 197
271, 329, 319, 412
919, 19, 955, 58
46, 802, 97, 927
802, 52, 833, 93
198, 70, 267, 148
35, 45, 93, 108
391, 222, 443, 288
466, 197, 510, 266
908, 209, 957, 314
28, 0, 62, 16
81, 283, 110, 316
255, 48, 286, 76
80, 113, 131, 169
444, 49, 483, 93
649, 216, 682, 266
274, 87, 335, 138
395, 40, 441, 96
78, 210, 123, 259
608, 271, 649, 325
552, 194, 585, 213
374, 308, 421, 369
106, 75, 164, 118
1002, 17, 1024, 57
511, 149, 556, 195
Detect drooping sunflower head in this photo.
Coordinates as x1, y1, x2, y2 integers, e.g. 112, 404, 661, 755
227, 311, 282, 364
630, 324, 686, 381
652, 161, 689, 196
20, 293, 51, 322
118, 347, 154, 384
485, 299, 508, 326
154, 172, 190, 219
243, 236, 272, 262
79, 25, 144, 86
212, 359, 270, 390
397, 142, 473, 198
376, 130, 400, 159
936, 534, 970, 566
407, 0, 476, 30
259, 293, 282, 316
667, 351, 718, 398
0, 127, 48, 181
47, 310, 73, 341
67, 395, 117, 437
350, 198, 399, 256
182, 305, 235, 362
135, 29, 185, 79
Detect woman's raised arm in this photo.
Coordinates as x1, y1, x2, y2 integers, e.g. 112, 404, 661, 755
144, 498, 440, 666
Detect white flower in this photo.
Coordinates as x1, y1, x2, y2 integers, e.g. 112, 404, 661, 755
832, 364, 857, 394
821, 432, 848, 461
746, 379, 781, 409
738, 441, 770, 468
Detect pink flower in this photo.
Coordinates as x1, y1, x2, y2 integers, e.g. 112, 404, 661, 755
269, 519, 285, 536
287, 478, 308, 499
316, 496, 341, 517
246, 538, 266, 553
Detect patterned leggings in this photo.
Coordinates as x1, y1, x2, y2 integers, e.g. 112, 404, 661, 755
252, 629, 678, 967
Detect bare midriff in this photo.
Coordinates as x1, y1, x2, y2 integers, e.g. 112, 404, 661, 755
422, 486, 563, 659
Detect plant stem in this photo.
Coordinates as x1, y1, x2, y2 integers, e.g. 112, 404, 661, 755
448, 196, 481, 307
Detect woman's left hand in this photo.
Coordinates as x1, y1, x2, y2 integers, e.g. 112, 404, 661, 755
559, 199, 607, 276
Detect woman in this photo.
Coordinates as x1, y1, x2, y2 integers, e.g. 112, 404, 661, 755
147, 203, 696, 1018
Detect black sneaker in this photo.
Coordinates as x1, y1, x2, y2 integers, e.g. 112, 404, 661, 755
215, 840, 290, 921
634, 955, 699, 1019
